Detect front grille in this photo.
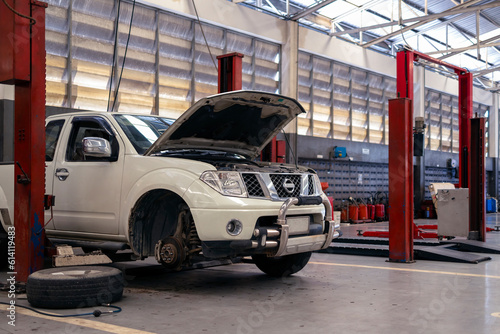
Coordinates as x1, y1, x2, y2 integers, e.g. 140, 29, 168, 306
270, 174, 301, 198
242, 173, 265, 197
308, 175, 315, 195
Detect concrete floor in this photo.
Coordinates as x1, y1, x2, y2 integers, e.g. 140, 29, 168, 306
1, 215, 500, 334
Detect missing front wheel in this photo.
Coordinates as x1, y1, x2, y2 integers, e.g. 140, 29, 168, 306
154, 236, 186, 270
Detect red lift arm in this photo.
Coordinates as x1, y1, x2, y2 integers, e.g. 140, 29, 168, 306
0, 0, 47, 282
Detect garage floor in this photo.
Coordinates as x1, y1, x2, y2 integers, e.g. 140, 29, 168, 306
1, 215, 500, 334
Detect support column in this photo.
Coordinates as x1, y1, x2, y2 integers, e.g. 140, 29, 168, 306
458, 72, 473, 188
282, 20, 299, 164
388, 98, 414, 263
282, 20, 298, 100
469, 117, 486, 241
414, 117, 425, 217
491, 92, 499, 198
413, 65, 425, 217
490, 91, 499, 159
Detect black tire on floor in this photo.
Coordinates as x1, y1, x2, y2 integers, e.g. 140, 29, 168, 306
27, 266, 124, 309
252, 252, 312, 277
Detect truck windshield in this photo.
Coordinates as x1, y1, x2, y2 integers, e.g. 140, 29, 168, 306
114, 115, 174, 154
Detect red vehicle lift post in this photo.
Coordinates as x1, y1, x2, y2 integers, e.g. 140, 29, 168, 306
388, 97, 414, 262
0, 0, 47, 282
217, 52, 243, 93
388, 51, 415, 262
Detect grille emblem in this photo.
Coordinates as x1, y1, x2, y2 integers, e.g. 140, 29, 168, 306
283, 178, 295, 194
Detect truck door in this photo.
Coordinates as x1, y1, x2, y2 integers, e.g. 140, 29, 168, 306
44, 118, 67, 231
51, 116, 124, 234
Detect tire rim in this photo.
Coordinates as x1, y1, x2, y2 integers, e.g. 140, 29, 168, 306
51, 270, 102, 277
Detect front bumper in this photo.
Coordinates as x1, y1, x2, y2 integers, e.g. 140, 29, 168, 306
201, 195, 339, 258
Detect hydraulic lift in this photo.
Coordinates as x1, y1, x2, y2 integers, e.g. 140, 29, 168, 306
390, 49, 488, 261
326, 49, 495, 264
0, 0, 48, 282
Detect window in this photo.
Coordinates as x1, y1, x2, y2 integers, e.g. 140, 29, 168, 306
425, 90, 441, 151
333, 62, 350, 140
45, 0, 70, 107
45, 120, 65, 161
441, 95, 452, 152
114, 114, 174, 154
474, 103, 490, 157
368, 74, 385, 144
425, 89, 491, 154
452, 97, 459, 153
66, 117, 118, 161
297, 51, 394, 144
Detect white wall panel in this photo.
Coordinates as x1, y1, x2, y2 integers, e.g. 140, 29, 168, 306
137, 0, 286, 44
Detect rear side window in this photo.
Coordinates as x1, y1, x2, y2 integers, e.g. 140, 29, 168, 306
45, 120, 65, 162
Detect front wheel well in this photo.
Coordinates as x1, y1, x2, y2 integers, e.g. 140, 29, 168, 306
129, 189, 201, 260
128, 189, 188, 258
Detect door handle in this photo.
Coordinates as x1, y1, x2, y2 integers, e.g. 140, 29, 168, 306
55, 168, 70, 181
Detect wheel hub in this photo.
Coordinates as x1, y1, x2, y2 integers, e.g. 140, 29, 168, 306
154, 236, 186, 270
160, 243, 177, 265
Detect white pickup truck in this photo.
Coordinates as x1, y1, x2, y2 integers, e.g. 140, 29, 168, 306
0, 91, 339, 277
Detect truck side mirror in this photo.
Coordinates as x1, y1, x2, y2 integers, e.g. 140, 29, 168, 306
82, 137, 112, 158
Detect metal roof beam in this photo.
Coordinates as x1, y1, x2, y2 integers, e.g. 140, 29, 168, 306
439, 34, 500, 60
360, 0, 491, 48
329, 0, 490, 38
478, 10, 500, 29
392, 12, 469, 43
426, 40, 500, 56
391, 1, 497, 50
264, 0, 281, 15
330, 0, 386, 24
473, 64, 500, 77
289, 0, 338, 21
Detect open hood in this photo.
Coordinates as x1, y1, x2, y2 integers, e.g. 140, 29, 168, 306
145, 91, 306, 159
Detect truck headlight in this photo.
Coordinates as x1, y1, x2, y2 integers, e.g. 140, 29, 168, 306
200, 171, 248, 197
313, 174, 323, 194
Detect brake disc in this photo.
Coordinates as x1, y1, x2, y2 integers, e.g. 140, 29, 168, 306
154, 236, 186, 270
